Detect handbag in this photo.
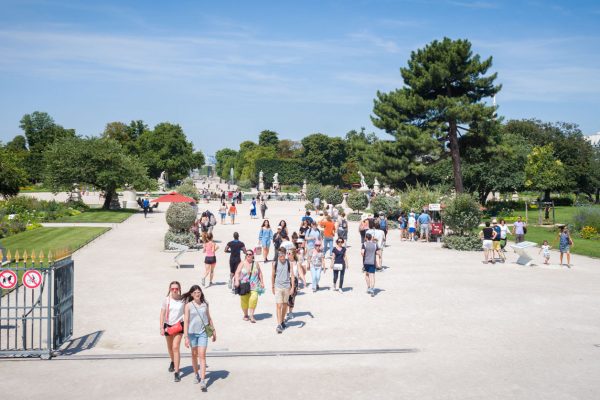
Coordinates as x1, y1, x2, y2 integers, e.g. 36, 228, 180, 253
165, 321, 183, 336
165, 298, 183, 336
191, 302, 214, 338
236, 262, 254, 295
254, 246, 262, 255
333, 263, 344, 271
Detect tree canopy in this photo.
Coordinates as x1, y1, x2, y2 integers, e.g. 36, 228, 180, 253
137, 122, 204, 182
44, 137, 155, 209
371, 37, 501, 191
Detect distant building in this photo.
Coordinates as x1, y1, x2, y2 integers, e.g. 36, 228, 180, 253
586, 132, 600, 146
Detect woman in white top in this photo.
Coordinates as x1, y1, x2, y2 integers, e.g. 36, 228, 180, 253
159, 281, 184, 382
183, 285, 216, 390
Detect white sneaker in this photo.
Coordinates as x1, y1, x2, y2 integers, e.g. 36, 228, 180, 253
199, 379, 207, 390
194, 374, 201, 384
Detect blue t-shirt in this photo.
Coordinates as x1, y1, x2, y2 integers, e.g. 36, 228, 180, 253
301, 216, 314, 225
417, 213, 431, 224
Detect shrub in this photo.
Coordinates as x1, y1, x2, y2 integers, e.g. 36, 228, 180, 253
305, 202, 315, 211
164, 230, 197, 249
580, 226, 599, 240
400, 183, 441, 213
347, 191, 368, 211
281, 185, 301, 193
176, 182, 200, 201
370, 196, 400, 218
237, 180, 252, 191
322, 186, 343, 206
443, 193, 482, 235
347, 213, 362, 222
166, 203, 196, 232
254, 158, 306, 185
573, 207, 600, 232
443, 233, 482, 251
66, 199, 90, 212
305, 184, 322, 202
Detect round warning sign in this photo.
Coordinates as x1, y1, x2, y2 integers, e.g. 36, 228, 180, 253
0, 269, 18, 290
22, 270, 43, 289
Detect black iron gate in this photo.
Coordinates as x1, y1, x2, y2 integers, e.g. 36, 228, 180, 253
0, 255, 74, 359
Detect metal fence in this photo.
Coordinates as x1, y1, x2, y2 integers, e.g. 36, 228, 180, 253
0, 250, 74, 359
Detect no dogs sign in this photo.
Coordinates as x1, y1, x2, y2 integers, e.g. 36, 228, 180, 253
22, 270, 43, 289
0, 269, 17, 290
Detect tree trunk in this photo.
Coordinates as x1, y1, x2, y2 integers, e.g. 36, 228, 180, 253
102, 187, 115, 210
596, 188, 599, 204
448, 120, 464, 193
543, 189, 551, 202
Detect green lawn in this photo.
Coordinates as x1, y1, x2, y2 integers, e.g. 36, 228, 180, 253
484, 205, 600, 259
1, 227, 110, 254
519, 226, 600, 259
57, 208, 137, 223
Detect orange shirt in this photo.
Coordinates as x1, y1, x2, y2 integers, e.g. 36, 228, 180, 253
320, 220, 336, 238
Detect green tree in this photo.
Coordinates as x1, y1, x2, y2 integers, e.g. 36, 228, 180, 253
343, 128, 377, 186
19, 111, 76, 182
347, 191, 368, 212
137, 123, 203, 182
0, 145, 28, 197
371, 38, 500, 192
44, 137, 154, 209
258, 130, 279, 148
277, 139, 302, 158
301, 133, 347, 185
524, 144, 567, 200
234, 141, 257, 181
215, 148, 238, 180
6, 135, 28, 152
505, 119, 596, 199
240, 146, 277, 183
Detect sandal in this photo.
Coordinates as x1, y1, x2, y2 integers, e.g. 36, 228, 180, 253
243, 316, 250, 321
250, 318, 256, 323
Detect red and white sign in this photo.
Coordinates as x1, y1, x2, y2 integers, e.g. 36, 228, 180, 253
22, 270, 43, 289
0, 269, 18, 290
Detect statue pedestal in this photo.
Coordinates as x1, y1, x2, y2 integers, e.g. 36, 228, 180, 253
258, 182, 265, 192
122, 189, 138, 209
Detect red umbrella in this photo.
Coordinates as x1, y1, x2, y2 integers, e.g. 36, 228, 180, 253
151, 191, 196, 203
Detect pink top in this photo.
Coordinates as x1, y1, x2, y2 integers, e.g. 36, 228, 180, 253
205, 241, 216, 257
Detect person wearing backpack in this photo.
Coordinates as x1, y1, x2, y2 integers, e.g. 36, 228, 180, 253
337, 212, 348, 244
272, 247, 295, 334
378, 212, 388, 239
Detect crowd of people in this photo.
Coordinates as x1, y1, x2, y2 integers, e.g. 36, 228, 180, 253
159, 202, 395, 388
159, 196, 576, 389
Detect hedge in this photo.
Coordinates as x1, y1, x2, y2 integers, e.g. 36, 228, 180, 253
254, 159, 306, 185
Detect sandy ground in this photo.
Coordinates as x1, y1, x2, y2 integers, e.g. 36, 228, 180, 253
2, 198, 600, 399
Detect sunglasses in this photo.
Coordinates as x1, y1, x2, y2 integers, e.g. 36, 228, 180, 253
170, 287, 180, 291
246, 254, 254, 257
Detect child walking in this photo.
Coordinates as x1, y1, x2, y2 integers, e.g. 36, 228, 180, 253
539, 240, 551, 265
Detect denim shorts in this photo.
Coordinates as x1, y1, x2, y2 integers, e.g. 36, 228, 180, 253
188, 332, 208, 348
363, 264, 376, 274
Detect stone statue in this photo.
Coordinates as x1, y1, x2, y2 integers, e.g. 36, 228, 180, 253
358, 171, 368, 190
272, 172, 280, 192
258, 170, 265, 191
302, 179, 307, 194
373, 178, 381, 193
158, 170, 167, 191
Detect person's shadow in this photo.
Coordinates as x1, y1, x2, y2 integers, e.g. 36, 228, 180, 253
207, 370, 230, 388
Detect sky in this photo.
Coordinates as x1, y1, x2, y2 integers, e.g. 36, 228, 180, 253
1, 0, 599, 158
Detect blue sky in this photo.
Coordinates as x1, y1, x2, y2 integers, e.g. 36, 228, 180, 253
1, 0, 599, 157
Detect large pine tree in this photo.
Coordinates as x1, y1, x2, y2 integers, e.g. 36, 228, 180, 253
370, 38, 501, 192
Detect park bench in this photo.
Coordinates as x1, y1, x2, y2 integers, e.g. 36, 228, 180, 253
510, 241, 537, 266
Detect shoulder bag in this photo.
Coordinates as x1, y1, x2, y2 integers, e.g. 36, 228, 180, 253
191, 302, 214, 338
164, 298, 183, 336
